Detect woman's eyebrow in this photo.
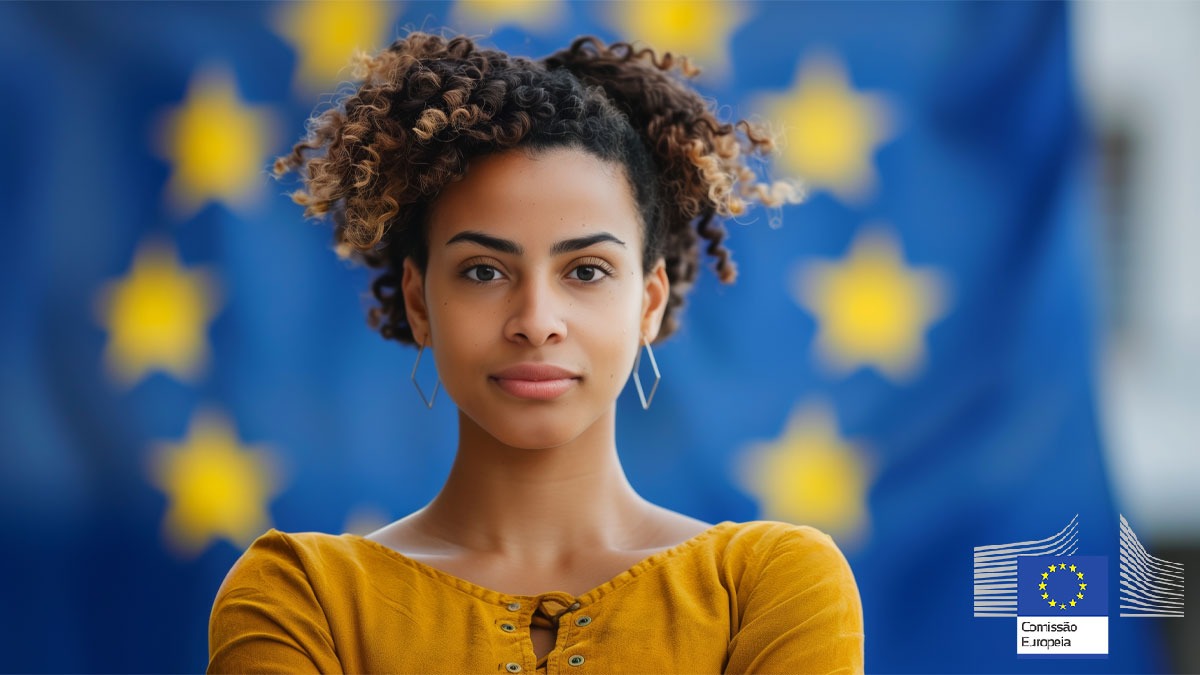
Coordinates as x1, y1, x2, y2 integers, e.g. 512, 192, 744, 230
551, 233, 626, 255
445, 231, 626, 255
446, 231, 522, 254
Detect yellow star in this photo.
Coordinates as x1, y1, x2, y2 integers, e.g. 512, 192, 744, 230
94, 240, 220, 386
607, 0, 748, 81
1042, 572, 1049, 580
735, 401, 871, 546
152, 65, 279, 218
273, 0, 398, 95
792, 225, 948, 381
452, 0, 565, 34
1041, 592, 1048, 600
1059, 563, 1067, 570
147, 408, 284, 558
1077, 592, 1084, 600
1069, 599, 1076, 607
1038, 582, 1046, 591
1069, 564, 1077, 572
1048, 564, 1057, 572
1060, 604, 1067, 611
1079, 583, 1087, 591
1077, 571, 1084, 580
1049, 600, 1057, 607
755, 50, 893, 203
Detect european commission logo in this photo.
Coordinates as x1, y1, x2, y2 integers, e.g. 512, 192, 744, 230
973, 514, 1184, 658
1016, 556, 1107, 655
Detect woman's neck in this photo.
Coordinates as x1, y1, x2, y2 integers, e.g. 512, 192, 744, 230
406, 407, 662, 563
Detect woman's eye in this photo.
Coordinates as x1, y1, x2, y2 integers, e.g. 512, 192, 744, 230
569, 265, 607, 283
464, 265, 503, 283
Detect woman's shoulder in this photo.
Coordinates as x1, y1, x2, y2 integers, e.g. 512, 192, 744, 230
720, 521, 865, 672
231, 527, 358, 561
209, 529, 365, 673
215, 528, 376, 592
719, 519, 850, 560
642, 506, 840, 554
712, 520, 859, 597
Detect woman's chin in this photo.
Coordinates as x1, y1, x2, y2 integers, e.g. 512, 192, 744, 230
490, 425, 580, 451
456, 400, 607, 451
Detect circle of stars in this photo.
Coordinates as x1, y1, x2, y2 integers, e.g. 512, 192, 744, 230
1038, 562, 1087, 611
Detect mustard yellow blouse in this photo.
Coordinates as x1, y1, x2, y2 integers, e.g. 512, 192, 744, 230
207, 520, 864, 674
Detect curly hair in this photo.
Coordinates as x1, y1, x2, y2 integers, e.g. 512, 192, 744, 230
273, 31, 802, 346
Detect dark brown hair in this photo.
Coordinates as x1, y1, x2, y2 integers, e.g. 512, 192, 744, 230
273, 32, 801, 345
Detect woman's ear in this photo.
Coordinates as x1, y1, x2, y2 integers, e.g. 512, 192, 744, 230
640, 258, 669, 343
401, 257, 431, 345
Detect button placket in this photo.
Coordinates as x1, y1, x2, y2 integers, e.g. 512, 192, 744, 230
520, 593, 590, 670
499, 600, 528, 672
552, 601, 586, 670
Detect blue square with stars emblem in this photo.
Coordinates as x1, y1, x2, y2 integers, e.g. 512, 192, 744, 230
1017, 556, 1108, 616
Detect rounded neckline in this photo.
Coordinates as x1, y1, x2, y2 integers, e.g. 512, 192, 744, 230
342, 520, 737, 605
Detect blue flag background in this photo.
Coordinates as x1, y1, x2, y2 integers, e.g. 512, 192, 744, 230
0, 1, 1171, 672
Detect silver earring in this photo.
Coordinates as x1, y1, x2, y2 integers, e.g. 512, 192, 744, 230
632, 336, 660, 410
411, 343, 440, 409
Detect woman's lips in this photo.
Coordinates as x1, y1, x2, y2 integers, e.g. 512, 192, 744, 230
490, 376, 577, 400
489, 363, 580, 400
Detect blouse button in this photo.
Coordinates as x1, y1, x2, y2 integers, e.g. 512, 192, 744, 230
574, 615, 592, 627
506, 602, 521, 611
568, 654, 585, 667
505, 663, 522, 673
500, 622, 516, 633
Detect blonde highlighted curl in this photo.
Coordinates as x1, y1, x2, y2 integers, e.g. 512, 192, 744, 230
273, 32, 802, 345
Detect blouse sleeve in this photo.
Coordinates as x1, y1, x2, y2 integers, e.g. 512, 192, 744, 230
207, 530, 343, 674
724, 524, 864, 674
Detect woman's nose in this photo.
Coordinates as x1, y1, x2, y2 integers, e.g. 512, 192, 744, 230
503, 276, 567, 347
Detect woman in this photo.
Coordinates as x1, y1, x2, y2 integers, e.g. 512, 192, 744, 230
207, 32, 863, 674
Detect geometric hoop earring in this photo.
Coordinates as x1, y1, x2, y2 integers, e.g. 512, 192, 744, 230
411, 343, 440, 409
631, 335, 660, 410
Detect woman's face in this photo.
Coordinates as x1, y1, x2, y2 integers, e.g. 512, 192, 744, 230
401, 146, 669, 450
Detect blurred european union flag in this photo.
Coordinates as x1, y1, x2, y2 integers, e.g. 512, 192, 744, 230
0, 1, 1171, 672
